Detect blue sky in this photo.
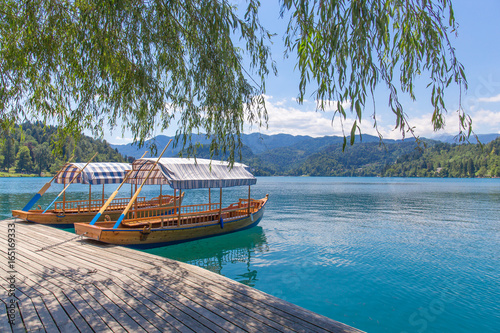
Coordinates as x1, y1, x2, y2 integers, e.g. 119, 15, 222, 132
106, 0, 500, 144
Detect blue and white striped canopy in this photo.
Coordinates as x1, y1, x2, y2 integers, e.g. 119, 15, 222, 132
126, 158, 257, 189
55, 163, 131, 185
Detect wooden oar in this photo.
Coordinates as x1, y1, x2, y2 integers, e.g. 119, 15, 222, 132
42, 152, 98, 214
112, 140, 172, 229
89, 151, 148, 225
22, 155, 74, 211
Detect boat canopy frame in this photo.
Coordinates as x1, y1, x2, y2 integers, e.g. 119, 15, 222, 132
125, 158, 257, 189
55, 162, 131, 185
111, 157, 257, 229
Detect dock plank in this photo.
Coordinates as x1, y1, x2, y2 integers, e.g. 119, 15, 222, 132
25, 295, 59, 332
38, 295, 78, 332
1, 219, 363, 332
0, 299, 13, 333
14, 293, 45, 332
24, 240, 293, 332
92, 280, 162, 332
10, 238, 205, 332
99, 247, 340, 332
42, 243, 299, 332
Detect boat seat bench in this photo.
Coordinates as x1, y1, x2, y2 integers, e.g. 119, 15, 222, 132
120, 206, 257, 228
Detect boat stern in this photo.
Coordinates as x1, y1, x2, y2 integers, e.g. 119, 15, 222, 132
74, 223, 103, 241
11, 209, 30, 221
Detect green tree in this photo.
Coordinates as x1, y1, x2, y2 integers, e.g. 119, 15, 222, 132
467, 159, 475, 177
2, 137, 15, 171
494, 166, 500, 178
32, 142, 51, 176
1, 0, 469, 162
15, 145, 32, 173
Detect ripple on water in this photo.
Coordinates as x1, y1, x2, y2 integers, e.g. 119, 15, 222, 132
2, 177, 499, 333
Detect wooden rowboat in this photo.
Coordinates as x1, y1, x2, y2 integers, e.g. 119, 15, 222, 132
12, 162, 183, 227
75, 196, 267, 248
75, 157, 268, 248
11, 194, 183, 226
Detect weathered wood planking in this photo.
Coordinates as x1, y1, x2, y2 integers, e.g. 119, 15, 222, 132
0, 219, 364, 333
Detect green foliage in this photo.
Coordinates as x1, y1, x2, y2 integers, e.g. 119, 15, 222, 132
32, 142, 51, 176
282, 0, 470, 142
1, 135, 15, 171
381, 138, 500, 178
246, 139, 420, 176
0, 122, 126, 175
1, 0, 469, 164
238, 137, 500, 178
15, 145, 32, 173
0, 0, 273, 162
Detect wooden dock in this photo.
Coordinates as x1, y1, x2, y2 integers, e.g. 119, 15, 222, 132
0, 219, 363, 332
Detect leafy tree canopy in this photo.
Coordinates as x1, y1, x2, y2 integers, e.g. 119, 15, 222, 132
0, 0, 469, 162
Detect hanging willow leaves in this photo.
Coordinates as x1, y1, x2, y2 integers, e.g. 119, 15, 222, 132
1, 0, 469, 163
281, 0, 469, 142
0, 0, 274, 160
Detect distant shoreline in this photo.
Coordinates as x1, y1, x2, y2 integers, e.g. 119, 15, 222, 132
0, 173, 49, 178
1, 174, 498, 179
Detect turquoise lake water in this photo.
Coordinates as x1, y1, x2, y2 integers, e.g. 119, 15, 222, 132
1, 177, 499, 332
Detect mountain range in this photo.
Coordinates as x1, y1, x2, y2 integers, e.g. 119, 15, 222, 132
111, 133, 499, 159
110, 133, 500, 177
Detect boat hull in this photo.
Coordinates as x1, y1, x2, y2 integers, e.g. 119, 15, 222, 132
12, 195, 182, 227
75, 197, 267, 248
11, 209, 123, 228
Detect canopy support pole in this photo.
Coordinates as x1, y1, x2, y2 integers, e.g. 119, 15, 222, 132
248, 185, 251, 216
63, 180, 66, 210
102, 183, 105, 206
209, 188, 211, 207
160, 184, 162, 205
89, 184, 92, 211
219, 187, 223, 228
174, 189, 177, 223
177, 187, 182, 226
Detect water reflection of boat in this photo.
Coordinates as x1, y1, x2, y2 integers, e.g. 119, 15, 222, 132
146, 226, 268, 284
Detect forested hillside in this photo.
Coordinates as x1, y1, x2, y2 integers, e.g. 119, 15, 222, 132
9, 123, 497, 178
173, 136, 500, 178
381, 139, 500, 177
112, 132, 500, 178
0, 122, 127, 176
287, 141, 420, 177
248, 138, 500, 178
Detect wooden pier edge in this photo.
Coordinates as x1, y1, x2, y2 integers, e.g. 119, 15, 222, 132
0, 219, 364, 333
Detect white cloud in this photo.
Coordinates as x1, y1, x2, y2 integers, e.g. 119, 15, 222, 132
468, 109, 500, 133
476, 94, 500, 103
259, 101, 337, 137
247, 94, 500, 139
113, 136, 134, 144
398, 109, 500, 139
403, 113, 452, 138
249, 95, 391, 137
315, 99, 352, 112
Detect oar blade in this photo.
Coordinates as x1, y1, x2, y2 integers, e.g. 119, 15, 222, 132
22, 193, 42, 212
22, 180, 54, 211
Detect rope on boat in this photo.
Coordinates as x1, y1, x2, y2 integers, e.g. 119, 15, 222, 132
36, 232, 88, 252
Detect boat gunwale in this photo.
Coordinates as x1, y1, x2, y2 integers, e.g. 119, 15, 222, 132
77, 196, 268, 233
12, 194, 182, 227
